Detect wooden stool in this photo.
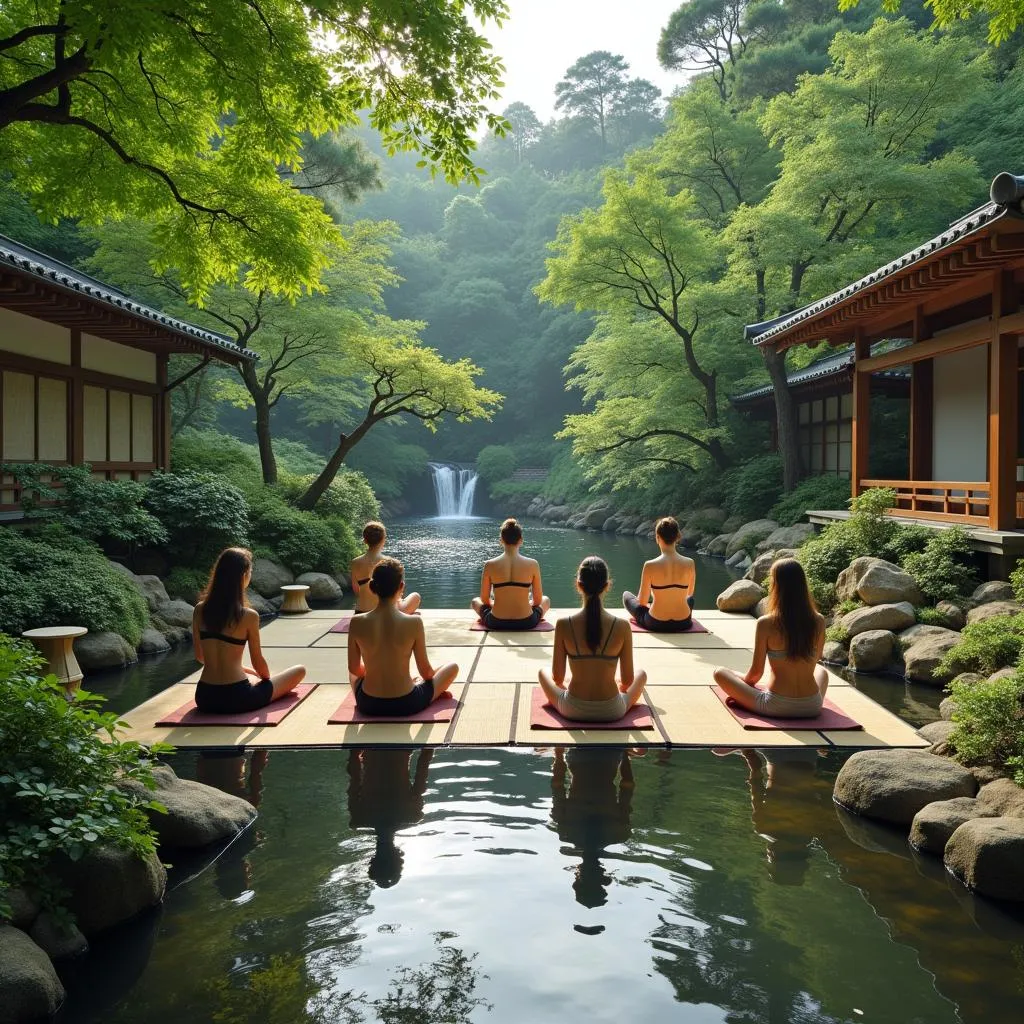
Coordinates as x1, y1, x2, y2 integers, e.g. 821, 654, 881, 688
22, 626, 88, 694
280, 585, 311, 614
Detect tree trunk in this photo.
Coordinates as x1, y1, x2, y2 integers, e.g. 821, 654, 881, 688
297, 419, 375, 510
254, 398, 277, 485
761, 345, 801, 490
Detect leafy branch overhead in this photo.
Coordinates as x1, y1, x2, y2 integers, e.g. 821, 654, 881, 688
0, 0, 509, 299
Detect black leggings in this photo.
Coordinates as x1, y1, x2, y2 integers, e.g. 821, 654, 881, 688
354, 678, 435, 716
623, 592, 695, 632
194, 678, 274, 713
480, 605, 544, 630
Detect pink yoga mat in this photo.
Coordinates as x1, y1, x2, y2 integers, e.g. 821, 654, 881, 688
328, 690, 458, 724
629, 617, 708, 634
330, 615, 353, 633
156, 684, 317, 727
530, 686, 654, 730
711, 685, 862, 730
470, 618, 554, 632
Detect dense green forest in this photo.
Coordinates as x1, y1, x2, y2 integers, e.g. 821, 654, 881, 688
2, 0, 1023, 516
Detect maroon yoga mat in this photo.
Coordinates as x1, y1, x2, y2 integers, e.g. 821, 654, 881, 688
156, 684, 317, 727
470, 618, 554, 632
328, 690, 458, 724
629, 617, 708, 634
711, 685, 862, 730
530, 686, 653, 730
330, 615, 354, 633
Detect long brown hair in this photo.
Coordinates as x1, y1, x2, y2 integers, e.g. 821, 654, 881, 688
199, 547, 252, 634
576, 556, 609, 652
766, 558, 818, 661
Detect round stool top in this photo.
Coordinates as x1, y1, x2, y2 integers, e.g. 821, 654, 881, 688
22, 626, 89, 640
281, 584, 310, 592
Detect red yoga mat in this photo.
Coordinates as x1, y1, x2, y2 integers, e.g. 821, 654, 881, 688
155, 683, 317, 727
328, 690, 458, 724
711, 685, 862, 730
530, 686, 654, 730
629, 617, 708, 634
470, 618, 554, 632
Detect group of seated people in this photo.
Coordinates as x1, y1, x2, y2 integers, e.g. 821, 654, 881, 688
191, 515, 829, 725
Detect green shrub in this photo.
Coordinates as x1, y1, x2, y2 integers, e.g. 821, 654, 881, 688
274, 469, 379, 526
144, 471, 250, 568
164, 567, 209, 603
915, 606, 947, 626
845, 487, 899, 553
880, 523, 932, 563
902, 527, 978, 604
726, 454, 784, 522
0, 634, 167, 917
245, 489, 348, 575
476, 445, 518, 485
1010, 558, 1024, 604
949, 667, 1024, 786
836, 599, 860, 616
770, 475, 851, 527
0, 527, 148, 645
937, 613, 1024, 677
170, 428, 262, 489
825, 623, 850, 645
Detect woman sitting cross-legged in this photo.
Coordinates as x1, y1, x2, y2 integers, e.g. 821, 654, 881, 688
713, 558, 828, 719
192, 547, 306, 713
348, 557, 458, 716
538, 556, 647, 723
471, 517, 551, 630
350, 520, 421, 615
622, 516, 696, 631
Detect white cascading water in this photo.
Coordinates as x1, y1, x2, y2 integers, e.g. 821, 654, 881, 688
428, 462, 478, 518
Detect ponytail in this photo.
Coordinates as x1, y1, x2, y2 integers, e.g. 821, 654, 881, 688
576, 556, 610, 652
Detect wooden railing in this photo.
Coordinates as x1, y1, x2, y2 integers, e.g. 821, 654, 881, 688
859, 479, 991, 526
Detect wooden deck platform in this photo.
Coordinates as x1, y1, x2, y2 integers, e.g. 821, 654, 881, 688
115, 608, 929, 751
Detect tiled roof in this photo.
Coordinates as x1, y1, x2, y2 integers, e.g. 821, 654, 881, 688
744, 194, 1018, 348
0, 234, 256, 362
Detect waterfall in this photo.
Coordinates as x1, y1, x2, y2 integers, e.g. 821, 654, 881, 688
428, 462, 479, 518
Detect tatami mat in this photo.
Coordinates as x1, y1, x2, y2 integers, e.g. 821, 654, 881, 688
115, 607, 921, 750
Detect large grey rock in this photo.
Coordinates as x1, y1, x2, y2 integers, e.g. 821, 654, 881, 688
0, 925, 65, 1021
897, 623, 957, 650
822, 640, 848, 666
977, 778, 1024, 818
934, 601, 966, 631
679, 525, 705, 549
246, 588, 275, 616
133, 574, 171, 613
839, 602, 916, 638
969, 580, 1015, 607
721, 515, 744, 533
910, 797, 993, 854
745, 549, 796, 586
966, 600, 1022, 625
833, 749, 977, 825
149, 615, 190, 648
756, 524, 814, 552
753, 597, 770, 618
136, 627, 171, 656
725, 549, 748, 568
848, 629, 896, 673
0, 889, 38, 930
634, 519, 655, 537
74, 632, 138, 673
542, 504, 571, 523
951, 671, 984, 689
153, 599, 194, 629
121, 765, 255, 848
601, 515, 621, 533
294, 572, 343, 602
250, 558, 294, 597
836, 557, 921, 606
918, 719, 956, 755
705, 532, 734, 557
939, 696, 959, 721
615, 515, 641, 534
725, 519, 779, 559
945, 818, 1024, 901
584, 507, 611, 529
28, 911, 88, 961
902, 630, 963, 685
684, 506, 726, 529
56, 845, 166, 935
716, 580, 764, 613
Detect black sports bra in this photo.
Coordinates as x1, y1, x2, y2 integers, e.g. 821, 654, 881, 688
199, 630, 246, 646
650, 582, 689, 590
566, 618, 618, 661
357, 577, 370, 586
493, 579, 531, 589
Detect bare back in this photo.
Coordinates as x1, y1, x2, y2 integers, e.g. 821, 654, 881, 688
552, 610, 633, 701
192, 603, 263, 684
639, 549, 695, 620
348, 604, 434, 698
481, 551, 543, 618
350, 548, 385, 613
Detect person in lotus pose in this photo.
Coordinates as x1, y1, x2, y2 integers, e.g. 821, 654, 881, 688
538, 556, 647, 722
191, 547, 306, 713
622, 516, 696, 631
350, 521, 421, 614
471, 517, 551, 629
713, 558, 828, 719
348, 557, 458, 716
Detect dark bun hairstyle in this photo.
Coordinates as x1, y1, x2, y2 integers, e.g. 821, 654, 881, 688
576, 556, 610, 652
656, 517, 680, 544
500, 517, 523, 545
363, 521, 386, 547
200, 546, 252, 634
369, 556, 404, 600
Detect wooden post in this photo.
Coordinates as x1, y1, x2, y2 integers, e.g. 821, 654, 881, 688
909, 360, 933, 480
990, 270, 1019, 529
156, 354, 171, 471
852, 332, 871, 497
70, 330, 84, 465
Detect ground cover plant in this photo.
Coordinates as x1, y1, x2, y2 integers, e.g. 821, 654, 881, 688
948, 666, 1024, 786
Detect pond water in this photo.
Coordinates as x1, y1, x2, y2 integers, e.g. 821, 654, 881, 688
69, 518, 1024, 1023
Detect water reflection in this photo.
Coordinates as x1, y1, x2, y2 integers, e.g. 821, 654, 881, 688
549, 746, 637, 909
347, 748, 432, 888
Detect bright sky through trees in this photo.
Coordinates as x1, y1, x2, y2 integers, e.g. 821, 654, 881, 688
479, 0, 685, 118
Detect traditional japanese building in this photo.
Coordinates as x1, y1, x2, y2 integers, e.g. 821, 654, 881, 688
0, 235, 255, 512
